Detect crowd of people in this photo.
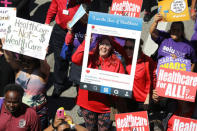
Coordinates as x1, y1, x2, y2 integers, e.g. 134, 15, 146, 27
0, 0, 197, 131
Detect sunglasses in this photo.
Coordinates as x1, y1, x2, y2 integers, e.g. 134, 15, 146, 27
99, 42, 111, 46
124, 46, 134, 50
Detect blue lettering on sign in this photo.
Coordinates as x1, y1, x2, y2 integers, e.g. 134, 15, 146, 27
88, 11, 142, 31
100, 86, 111, 94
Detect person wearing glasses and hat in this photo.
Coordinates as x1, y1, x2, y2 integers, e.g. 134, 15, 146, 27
120, 39, 157, 112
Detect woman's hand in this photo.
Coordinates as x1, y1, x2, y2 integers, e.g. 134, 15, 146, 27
190, 0, 196, 21
39, 59, 50, 81
53, 114, 64, 128
191, 10, 196, 21
65, 20, 75, 45
152, 89, 159, 102
67, 20, 73, 34
170, 54, 177, 59
64, 115, 73, 124
150, 13, 162, 41
154, 13, 163, 23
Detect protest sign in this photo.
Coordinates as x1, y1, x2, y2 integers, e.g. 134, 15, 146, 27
80, 11, 142, 98
171, 115, 197, 131
68, 4, 86, 29
157, 56, 191, 74
156, 67, 197, 102
115, 111, 149, 131
158, 0, 190, 22
110, 0, 143, 17
0, 7, 16, 38
3, 17, 53, 60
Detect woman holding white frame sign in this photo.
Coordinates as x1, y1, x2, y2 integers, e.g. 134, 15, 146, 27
72, 35, 125, 131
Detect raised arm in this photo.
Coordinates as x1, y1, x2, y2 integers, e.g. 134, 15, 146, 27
150, 13, 163, 41
191, 0, 196, 21
3, 50, 20, 71
1, 37, 19, 70
65, 21, 75, 45
39, 60, 50, 82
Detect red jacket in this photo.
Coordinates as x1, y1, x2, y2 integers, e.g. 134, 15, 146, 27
45, 0, 90, 29
72, 41, 125, 113
126, 53, 157, 102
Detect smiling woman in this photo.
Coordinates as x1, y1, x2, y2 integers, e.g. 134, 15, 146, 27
73, 35, 125, 73
71, 35, 125, 131
89, 35, 118, 69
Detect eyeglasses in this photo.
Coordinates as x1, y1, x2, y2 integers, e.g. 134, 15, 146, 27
124, 46, 134, 50
99, 42, 111, 47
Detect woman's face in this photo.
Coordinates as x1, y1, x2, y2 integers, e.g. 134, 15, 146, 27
124, 40, 134, 58
170, 24, 183, 41
99, 39, 112, 58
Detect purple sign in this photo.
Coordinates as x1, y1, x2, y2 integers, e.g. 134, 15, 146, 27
157, 56, 191, 74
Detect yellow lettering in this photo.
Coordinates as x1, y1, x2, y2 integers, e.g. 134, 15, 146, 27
169, 62, 174, 69
174, 62, 180, 70
180, 64, 186, 71
161, 63, 169, 68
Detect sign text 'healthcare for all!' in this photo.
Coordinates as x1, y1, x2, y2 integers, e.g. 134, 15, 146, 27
156, 68, 197, 102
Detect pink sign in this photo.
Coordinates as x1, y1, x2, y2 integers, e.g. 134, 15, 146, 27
171, 115, 197, 131
110, 0, 143, 17
156, 68, 197, 102
115, 111, 149, 131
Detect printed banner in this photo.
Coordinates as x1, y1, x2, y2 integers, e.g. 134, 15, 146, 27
115, 111, 149, 131
158, 0, 190, 22
3, 17, 53, 60
80, 11, 142, 98
156, 67, 197, 102
0, 7, 16, 38
171, 115, 197, 131
110, 0, 143, 17
157, 56, 191, 74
